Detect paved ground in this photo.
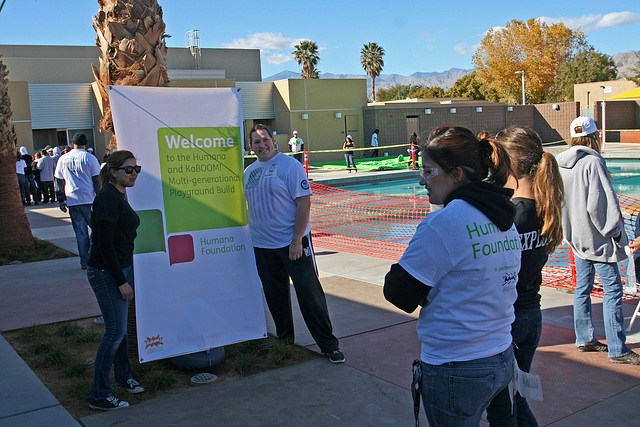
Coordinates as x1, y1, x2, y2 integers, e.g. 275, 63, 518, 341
4, 149, 640, 426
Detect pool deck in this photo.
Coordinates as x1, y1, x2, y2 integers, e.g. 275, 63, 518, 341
5, 145, 640, 426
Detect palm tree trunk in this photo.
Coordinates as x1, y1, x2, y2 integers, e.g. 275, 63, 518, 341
372, 77, 376, 102
0, 58, 36, 255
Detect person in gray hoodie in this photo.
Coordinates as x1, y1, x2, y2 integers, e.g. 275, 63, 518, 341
557, 116, 639, 365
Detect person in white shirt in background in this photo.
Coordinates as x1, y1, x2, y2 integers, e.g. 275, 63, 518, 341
288, 130, 304, 163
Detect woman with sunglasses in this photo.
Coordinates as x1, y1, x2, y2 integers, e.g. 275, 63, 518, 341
87, 150, 144, 411
384, 125, 520, 426
486, 126, 564, 426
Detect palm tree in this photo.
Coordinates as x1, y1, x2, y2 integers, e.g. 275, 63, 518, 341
292, 40, 320, 79
360, 42, 385, 102
0, 57, 37, 254
92, 0, 170, 149
93, 0, 170, 359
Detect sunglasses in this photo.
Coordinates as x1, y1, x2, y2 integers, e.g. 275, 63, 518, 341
115, 165, 141, 174
419, 167, 442, 182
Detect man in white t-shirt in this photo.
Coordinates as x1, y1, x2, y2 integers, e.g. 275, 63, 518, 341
288, 130, 304, 163
244, 123, 344, 364
54, 133, 101, 269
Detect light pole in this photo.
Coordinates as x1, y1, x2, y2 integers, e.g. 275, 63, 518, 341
515, 71, 525, 105
600, 85, 612, 146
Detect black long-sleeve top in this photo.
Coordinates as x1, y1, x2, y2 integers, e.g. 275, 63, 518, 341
88, 183, 140, 286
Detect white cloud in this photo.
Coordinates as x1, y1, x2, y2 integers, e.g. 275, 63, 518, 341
223, 32, 304, 50
537, 12, 640, 32
264, 53, 292, 65
454, 42, 479, 56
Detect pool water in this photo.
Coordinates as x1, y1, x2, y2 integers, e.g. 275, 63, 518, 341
339, 160, 640, 200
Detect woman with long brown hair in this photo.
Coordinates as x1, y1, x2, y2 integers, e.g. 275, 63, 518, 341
87, 150, 144, 410
487, 126, 564, 426
384, 125, 520, 426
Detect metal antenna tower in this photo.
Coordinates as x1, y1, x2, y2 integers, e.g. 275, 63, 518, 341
185, 30, 202, 69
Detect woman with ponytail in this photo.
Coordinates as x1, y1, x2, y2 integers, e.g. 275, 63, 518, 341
384, 125, 521, 426
87, 150, 145, 411
487, 126, 564, 426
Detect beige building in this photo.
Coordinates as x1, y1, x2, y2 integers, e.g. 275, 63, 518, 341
1, 44, 368, 163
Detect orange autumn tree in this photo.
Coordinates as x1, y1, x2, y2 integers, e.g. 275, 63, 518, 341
473, 18, 586, 104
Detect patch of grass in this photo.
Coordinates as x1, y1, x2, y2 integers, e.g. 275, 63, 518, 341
55, 324, 83, 338
20, 324, 50, 343
0, 238, 74, 266
265, 340, 295, 364
144, 370, 178, 392
68, 378, 92, 400
31, 339, 57, 355
64, 363, 89, 379
34, 346, 70, 367
69, 330, 102, 344
231, 352, 261, 376
131, 361, 155, 379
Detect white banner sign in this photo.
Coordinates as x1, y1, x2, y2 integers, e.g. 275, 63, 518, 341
109, 85, 267, 363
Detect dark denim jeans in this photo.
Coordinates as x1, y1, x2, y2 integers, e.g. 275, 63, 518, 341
88, 265, 134, 400
573, 256, 630, 357
420, 346, 514, 427
344, 153, 356, 169
69, 204, 92, 268
253, 238, 339, 354
486, 307, 542, 427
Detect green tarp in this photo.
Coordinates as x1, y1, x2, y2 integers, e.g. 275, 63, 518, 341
310, 155, 422, 171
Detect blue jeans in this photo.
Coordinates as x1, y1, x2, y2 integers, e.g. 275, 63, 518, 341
69, 204, 92, 268
486, 308, 542, 427
344, 153, 356, 169
88, 265, 134, 400
420, 346, 514, 427
573, 256, 630, 357
17, 174, 27, 202
293, 152, 303, 163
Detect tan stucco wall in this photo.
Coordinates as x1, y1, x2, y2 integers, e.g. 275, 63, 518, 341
269, 79, 368, 162
6, 81, 34, 152
574, 80, 638, 108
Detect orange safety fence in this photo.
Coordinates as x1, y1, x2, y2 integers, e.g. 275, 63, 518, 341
310, 182, 640, 302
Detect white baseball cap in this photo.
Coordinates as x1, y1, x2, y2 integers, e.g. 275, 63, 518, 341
293, 130, 298, 134
570, 116, 598, 138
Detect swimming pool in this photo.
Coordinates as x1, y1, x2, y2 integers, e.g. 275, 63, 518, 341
339, 159, 640, 199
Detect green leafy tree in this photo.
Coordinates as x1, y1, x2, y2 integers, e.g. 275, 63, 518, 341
376, 84, 422, 102
292, 40, 320, 79
445, 71, 499, 101
409, 86, 445, 98
473, 18, 586, 104
627, 67, 640, 85
360, 42, 385, 101
556, 48, 618, 100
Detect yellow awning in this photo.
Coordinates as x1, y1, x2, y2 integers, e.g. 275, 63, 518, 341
607, 87, 640, 100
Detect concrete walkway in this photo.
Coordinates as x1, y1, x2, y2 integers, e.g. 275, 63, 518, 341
3, 161, 640, 425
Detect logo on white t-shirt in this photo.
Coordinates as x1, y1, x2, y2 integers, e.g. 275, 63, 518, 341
301, 179, 309, 190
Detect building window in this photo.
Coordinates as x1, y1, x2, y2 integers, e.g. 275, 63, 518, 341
424, 109, 432, 114
507, 106, 514, 112
476, 107, 483, 113
450, 108, 457, 114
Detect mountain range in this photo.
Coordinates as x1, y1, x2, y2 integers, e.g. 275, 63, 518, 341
264, 50, 640, 92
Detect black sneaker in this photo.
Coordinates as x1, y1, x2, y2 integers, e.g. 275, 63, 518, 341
324, 349, 345, 364
118, 378, 145, 393
577, 341, 608, 352
89, 396, 129, 410
610, 351, 640, 365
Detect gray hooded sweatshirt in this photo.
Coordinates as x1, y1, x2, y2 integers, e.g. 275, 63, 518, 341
557, 145, 628, 263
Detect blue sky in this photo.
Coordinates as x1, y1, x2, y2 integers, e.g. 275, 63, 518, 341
0, 0, 638, 79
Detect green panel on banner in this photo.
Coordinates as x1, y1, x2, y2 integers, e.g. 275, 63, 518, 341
134, 209, 166, 254
157, 127, 248, 234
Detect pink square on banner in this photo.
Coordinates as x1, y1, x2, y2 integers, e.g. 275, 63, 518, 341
168, 234, 195, 265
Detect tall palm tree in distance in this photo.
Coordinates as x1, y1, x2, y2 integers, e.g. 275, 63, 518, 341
92, 0, 170, 148
292, 40, 320, 79
361, 42, 385, 102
